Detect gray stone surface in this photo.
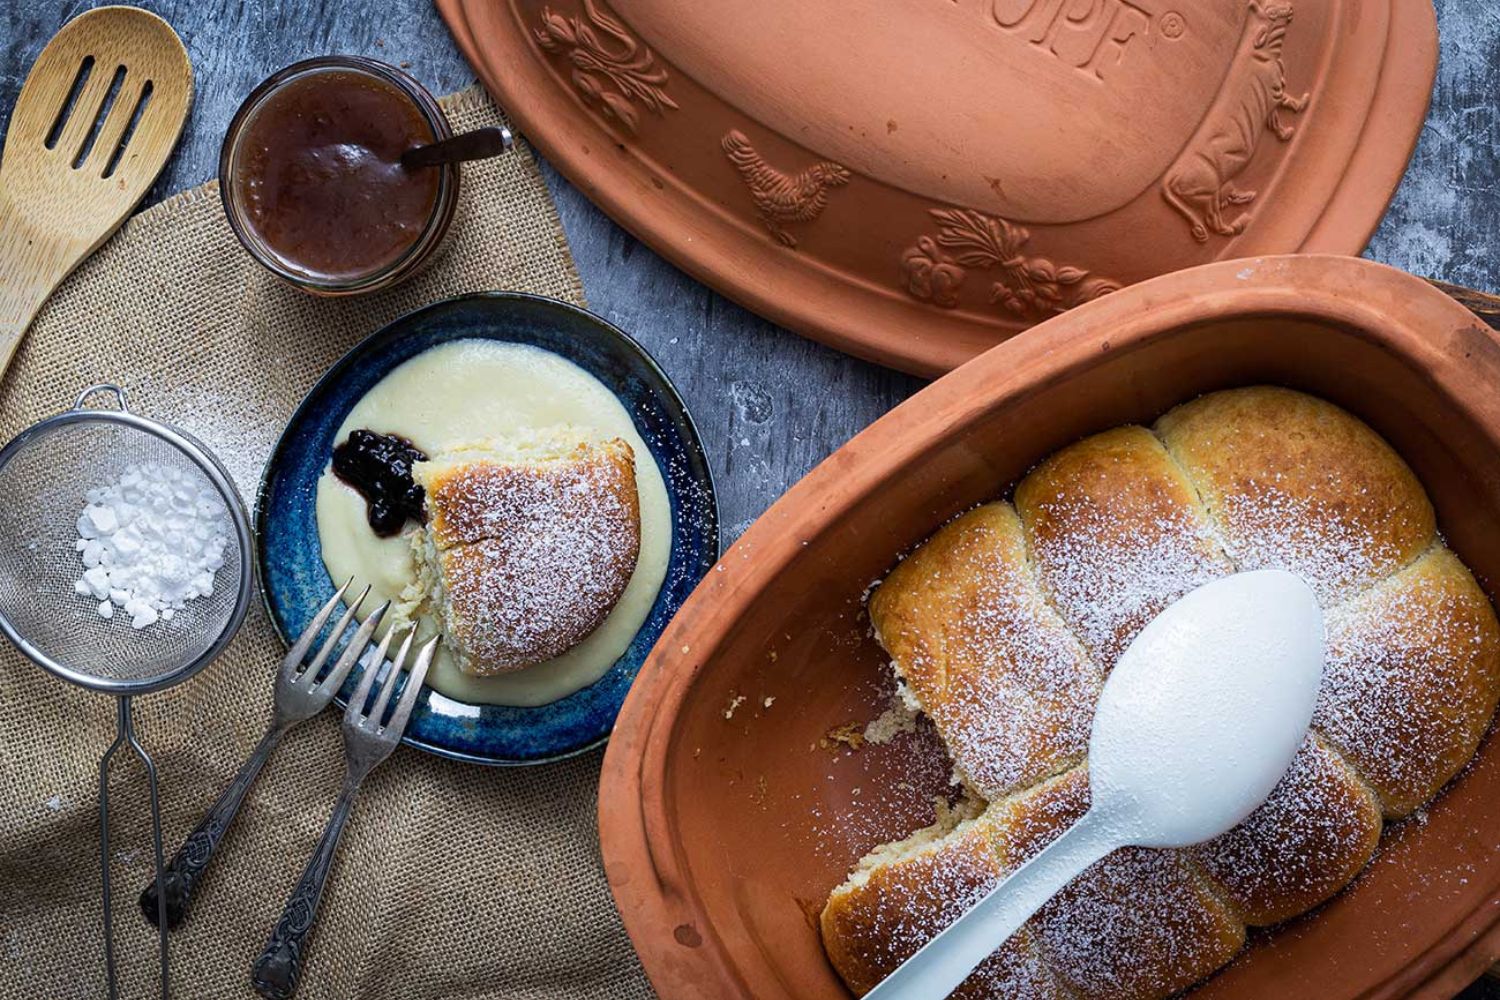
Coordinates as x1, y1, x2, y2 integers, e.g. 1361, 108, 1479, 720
3, 0, 1500, 996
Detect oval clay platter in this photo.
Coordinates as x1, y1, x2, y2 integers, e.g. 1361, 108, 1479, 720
596, 255, 1500, 998
437, 0, 1437, 375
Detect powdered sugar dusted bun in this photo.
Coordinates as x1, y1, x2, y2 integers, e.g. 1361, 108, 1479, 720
1156, 386, 1435, 605
988, 769, 1245, 1000
1014, 426, 1232, 671
1190, 733, 1382, 926
1318, 545, 1500, 817
1040, 844, 1244, 1000
413, 432, 641, 675
823, 386, 1500, 999
868, 502, 1100, 800
819, 788, 1073, 1000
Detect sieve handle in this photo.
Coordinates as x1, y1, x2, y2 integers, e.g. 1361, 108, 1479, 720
100, 696, 171, 1000
73, 382, 130, 413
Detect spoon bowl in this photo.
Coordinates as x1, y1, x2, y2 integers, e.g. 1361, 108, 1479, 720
865, 569, 1326, 999
1090, 569, 1325, 848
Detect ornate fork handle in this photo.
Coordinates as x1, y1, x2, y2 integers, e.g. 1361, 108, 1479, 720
250, 776, 362, 1000
139, 725, 282, 929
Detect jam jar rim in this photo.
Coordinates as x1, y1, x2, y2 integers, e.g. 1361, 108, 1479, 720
218, 55, 460, 295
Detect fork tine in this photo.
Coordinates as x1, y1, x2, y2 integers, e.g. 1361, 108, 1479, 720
343, 626, 396, 724
301, 586, 370, 682
368, 629, 416, 725
385, 637, 439, 735
313, 601, 389, 697
280, 579, 353, 682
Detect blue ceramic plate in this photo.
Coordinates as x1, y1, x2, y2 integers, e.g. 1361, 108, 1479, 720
257, 293, 719, 765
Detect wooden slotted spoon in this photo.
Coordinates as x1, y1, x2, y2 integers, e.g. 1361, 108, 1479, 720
0, 6, 192, 380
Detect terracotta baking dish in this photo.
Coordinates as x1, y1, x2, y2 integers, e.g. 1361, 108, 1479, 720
437, 0, 1437, 376
598, 254, 1500, 999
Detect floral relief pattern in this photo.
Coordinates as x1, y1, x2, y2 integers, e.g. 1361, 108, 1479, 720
902, 209, 1120, 317
901, 236, 965, 308
534, 0, 678, 134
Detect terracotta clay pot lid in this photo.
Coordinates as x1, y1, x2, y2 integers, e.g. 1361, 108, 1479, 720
594, 254, 1500, 999
436, 0, 1437, 376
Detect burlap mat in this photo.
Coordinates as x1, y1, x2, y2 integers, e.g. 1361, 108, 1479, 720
0, 86, 657, 1000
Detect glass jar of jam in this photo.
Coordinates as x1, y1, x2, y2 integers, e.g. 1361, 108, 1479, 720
219, 57, 459, 295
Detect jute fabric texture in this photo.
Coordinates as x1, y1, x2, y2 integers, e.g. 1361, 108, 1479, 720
0, 86, 655, 1000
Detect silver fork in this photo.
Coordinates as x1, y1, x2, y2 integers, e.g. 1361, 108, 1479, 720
138, 579, 389, 928
250, 626, 440, 1000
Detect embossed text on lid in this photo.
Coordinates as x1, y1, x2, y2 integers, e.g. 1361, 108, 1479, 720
442, 0, 1437, 374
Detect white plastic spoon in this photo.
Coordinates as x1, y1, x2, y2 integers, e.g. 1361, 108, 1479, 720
864, 569, 1325, 1000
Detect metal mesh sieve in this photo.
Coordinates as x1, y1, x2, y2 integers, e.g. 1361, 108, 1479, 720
0, 384, 255, 1000
0, 384, 254, 694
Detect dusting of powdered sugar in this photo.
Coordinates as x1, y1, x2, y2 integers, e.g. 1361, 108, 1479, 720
1012, 772, 1243, 998
1035, 843, 1242, 997
870, 501, 1103, 800
1191, 734, 1381, 925
1211, 491, 1399, 606
893, 557, 1100, 799
1023, 501, 1228, 670
805, 708, 961, 868
1315, 550, 1496, 814
417, 441, 642, 671
827, 812, 1070, 999
434, 475, 638, 670
73, 463, 230, 628
828, 389, 1500, 998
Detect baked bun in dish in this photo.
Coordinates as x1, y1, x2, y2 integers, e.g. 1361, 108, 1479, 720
824, 387, 1500, 998
411, 431, 641, 675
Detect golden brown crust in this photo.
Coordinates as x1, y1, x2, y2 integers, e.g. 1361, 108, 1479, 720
1032, 845, 1245, 1000
420, 438, 640, 550
982, 766, 1091, 867
1189, 733, 1383, 926
823, 387, 1500, 999
821, 770, 1246, 1000
1035, 848, 1245, 1000
1317, 545, 1500, 817
415, 438, 641, 674
1015, 425, 1232, 671
869, 503, 1100, 799
1156, 386, 1435, 604
820, 806, 1070, 999
982, 769, 1245, 1000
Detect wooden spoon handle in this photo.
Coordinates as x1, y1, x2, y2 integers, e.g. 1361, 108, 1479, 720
1428, 279, 1500, 332
0, 194, 74, 380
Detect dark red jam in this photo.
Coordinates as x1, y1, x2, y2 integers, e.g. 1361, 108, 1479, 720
235, 68, 440, 281
332, 429, 428, 537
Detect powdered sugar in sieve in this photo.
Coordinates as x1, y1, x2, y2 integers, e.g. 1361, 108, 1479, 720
73, 463, 232, 628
